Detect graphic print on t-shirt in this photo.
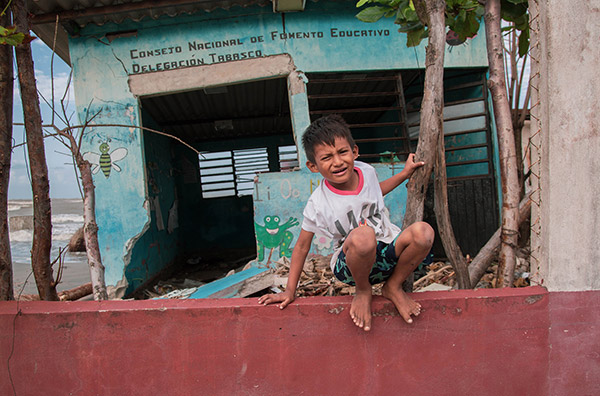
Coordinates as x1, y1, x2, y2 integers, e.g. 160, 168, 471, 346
333, 202, 383, 238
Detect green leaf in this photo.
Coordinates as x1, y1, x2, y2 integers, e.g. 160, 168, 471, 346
356, 6, 389, 23
0, 31, 25, 46
518, 27, 529, 57
406, 26, 426, 47
405, 7, 420, 22
356, 0, 370, 7
501, 0, 527, 22
397, 20, 423, 33
0, 25, 16, 36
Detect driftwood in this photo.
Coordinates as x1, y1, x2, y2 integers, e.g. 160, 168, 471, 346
19, 282, 93, 301
68, 227, 86, 252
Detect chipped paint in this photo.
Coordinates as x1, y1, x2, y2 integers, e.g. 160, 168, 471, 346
328, 306, 344, 314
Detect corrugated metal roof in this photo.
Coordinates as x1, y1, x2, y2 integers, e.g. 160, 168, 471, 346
141, 77, 293, 144
27, 0, 272, 64
29, 0, 271, 26
139, 70, 413, 151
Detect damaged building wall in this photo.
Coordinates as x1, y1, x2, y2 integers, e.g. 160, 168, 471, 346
125, 110, 181, 295
253, 165, 410, 264
65, 2, 490, 295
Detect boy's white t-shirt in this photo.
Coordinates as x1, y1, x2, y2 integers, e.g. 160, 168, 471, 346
302, 161, 401, 269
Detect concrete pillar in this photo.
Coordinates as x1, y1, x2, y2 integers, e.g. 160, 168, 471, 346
530, 0, 600, 291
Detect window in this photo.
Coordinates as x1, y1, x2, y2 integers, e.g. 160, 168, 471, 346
278, 145, 299, 172
199, 148, 270, 198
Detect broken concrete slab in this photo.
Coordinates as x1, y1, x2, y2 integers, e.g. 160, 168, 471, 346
189, 267, 273, 299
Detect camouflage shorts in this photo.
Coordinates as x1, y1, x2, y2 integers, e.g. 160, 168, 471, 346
333, 237, 400, 286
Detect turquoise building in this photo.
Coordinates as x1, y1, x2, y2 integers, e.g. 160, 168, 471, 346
30, 0, 499, 298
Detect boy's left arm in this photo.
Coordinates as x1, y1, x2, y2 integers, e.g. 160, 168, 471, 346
379, 153, 425, 196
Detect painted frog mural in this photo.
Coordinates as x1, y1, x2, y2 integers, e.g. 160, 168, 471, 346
255, 215, 299, 262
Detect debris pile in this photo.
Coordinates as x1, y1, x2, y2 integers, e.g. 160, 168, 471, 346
142, 247, 532, 300
413, 262, 456, 291
272, 256, 354, 297
272, 256, 459, 295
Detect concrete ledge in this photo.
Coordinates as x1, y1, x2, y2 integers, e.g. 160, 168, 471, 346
1, 287, 598, 395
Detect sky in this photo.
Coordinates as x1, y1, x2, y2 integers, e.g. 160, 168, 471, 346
8, 38, 80, 200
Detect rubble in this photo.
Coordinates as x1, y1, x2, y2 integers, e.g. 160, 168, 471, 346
143, 246, 532, 299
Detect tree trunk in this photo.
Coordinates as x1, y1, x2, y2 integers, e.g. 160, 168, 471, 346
484, 0, 521, 287
434, 125, 471, 289
64, 132, 108, 300
0, 1, 15, 301
469, 196, 531, 287
79, 157, 108, 300
402, 0, 446, 229
12, 0, 58, 300
402, 0, 446, 291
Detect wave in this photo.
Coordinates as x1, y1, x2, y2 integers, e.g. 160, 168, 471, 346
60, 199, 84, 204
53, 214, 84, 223
9, 230, 33, 242
8, 201, 32, 210
10, 223, 82, 242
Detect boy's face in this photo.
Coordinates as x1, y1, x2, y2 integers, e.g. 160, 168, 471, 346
307, 136, 359, 190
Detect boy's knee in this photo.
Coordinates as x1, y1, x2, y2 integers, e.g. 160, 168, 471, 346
346, 226, 377, 255
413, 222, 434, 249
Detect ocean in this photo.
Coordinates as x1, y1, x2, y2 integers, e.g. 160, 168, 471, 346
8, 198, 90, 297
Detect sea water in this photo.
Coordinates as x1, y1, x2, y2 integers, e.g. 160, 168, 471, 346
8, 198, 90, 296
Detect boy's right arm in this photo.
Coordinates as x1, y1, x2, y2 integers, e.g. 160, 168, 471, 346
258, 229, 314, 309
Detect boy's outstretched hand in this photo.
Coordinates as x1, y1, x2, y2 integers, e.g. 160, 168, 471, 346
404, 153, 425, 176
258, 290, 295, 309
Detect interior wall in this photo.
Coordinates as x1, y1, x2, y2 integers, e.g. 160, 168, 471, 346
182, 134, 296, 258
124, 120, 180, 295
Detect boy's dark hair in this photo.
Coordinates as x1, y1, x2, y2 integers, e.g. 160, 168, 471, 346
302, 114, 355, 164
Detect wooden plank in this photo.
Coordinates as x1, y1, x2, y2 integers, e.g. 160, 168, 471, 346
188, 267, 273, 299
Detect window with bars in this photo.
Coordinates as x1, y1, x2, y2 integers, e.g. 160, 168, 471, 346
405, 72, 492, 179
278, 145, 299, 172
199, 146, 298, 198
234, 148, 270, 196
306, 71, 411, 163
199, 148, 268, 198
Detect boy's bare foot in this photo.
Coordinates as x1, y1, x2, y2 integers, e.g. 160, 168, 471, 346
350, 289, 372, 331
381, 283, 421, 324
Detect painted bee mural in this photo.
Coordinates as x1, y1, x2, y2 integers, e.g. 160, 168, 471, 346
83, 142, 128, 178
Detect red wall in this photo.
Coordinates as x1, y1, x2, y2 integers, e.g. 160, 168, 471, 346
1, 286, 598, 396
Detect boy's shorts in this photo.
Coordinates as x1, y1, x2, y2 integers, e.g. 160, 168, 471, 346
333, 236, 400, 286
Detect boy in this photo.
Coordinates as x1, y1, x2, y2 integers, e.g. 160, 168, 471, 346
258, 115, 434, 331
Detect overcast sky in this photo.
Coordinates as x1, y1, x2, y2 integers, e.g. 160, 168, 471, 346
9, 38, 80, 200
